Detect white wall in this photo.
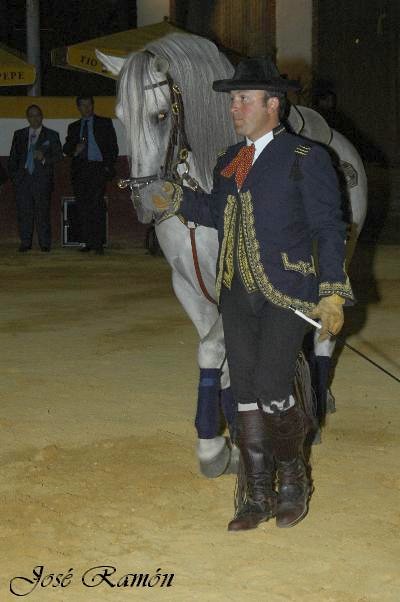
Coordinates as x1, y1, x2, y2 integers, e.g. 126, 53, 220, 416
137, 0, 169, 27
0, 119, 127, 156
276, 0, 313, 84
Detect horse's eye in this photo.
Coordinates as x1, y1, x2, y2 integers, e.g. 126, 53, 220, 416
158, 111, 168, 122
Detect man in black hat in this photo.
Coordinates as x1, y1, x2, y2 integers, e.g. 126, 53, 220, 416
141, 57, 353, 532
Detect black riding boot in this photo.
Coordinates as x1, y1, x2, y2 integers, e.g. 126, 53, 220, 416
264, 405, 310, 528
228, 409, 277, 532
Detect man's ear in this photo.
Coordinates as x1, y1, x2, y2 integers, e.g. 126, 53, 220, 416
267, 96, 280, 114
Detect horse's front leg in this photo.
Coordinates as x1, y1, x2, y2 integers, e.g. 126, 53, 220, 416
171, 269, 237, 477
197, 314, 239, 477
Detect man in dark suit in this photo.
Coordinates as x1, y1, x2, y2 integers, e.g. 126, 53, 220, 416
63, 95, 118, 255
8, 104, 62, 252
141, 58, 354, 532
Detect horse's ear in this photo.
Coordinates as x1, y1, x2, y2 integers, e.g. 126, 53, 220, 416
96, 50, 126, 76
152, 55, 170, 75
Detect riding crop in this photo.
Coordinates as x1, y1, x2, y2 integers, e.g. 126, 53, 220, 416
290, 307, 400, 384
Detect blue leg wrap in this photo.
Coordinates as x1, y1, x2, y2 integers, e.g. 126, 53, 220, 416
220, 387, 237, 441
309, 352, 331, 422
195, 368, 221, 439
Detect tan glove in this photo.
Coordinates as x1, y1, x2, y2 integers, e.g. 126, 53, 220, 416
311, 294, 344, 341
139, 180, 182, 213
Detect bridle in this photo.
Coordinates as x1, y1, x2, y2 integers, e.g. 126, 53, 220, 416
118, 63, 200, 199
118, 58, 216, 305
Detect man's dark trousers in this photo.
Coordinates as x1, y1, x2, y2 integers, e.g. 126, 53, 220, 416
220, 276, 309, 404
15, 174, 52, 249
73, 161, 107, 250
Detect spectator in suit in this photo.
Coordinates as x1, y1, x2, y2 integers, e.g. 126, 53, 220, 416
63, 95, 119, 255
8, 104, 62, 252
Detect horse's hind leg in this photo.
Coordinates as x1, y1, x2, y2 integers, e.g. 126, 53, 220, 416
309, 182, 366, 433
306, 331, 336, 445
309, 333, 336, 419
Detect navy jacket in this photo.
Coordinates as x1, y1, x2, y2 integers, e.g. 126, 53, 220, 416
176, 127, 353, 314
8, 126, 62, 190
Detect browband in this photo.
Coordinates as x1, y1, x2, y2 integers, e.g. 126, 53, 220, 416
144, 80, 169, 90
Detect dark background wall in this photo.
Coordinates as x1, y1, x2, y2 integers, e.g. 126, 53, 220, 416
171, 0, 276, 60
313, 0, 400, 242
313, 0, 399, 166
0, 0, 137, 96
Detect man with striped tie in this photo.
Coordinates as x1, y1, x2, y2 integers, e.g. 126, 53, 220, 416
8, 104, 62, 252
141, 57, 353, 532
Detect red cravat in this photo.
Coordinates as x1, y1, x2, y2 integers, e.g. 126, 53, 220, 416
221, 143, 255, 189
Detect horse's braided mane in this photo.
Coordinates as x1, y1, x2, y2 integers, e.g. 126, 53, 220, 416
117, 33, 240, 191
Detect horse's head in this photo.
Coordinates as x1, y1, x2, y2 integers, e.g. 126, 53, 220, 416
98, 49, 173, 223
98, 34, 238, 223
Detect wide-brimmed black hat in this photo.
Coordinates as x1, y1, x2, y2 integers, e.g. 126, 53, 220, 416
213, 57, 301, 93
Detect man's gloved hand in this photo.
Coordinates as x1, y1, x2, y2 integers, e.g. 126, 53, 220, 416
139, 180, 182, 214
311, 294, 345, 341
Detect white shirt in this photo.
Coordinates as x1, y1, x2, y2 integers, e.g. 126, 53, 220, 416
246, 129, 274, 164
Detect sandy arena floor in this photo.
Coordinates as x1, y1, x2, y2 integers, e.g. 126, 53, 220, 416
0, 243, 399, 602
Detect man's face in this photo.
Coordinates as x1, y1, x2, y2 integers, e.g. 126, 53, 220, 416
77, 98, 94, 118
26, 107, 43, 130
229, 90, 277, 141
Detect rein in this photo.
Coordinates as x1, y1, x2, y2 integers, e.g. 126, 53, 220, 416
118, 64, 217, 306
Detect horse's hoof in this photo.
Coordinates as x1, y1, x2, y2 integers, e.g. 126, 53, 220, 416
199, 440, 231, 478
223, 445, 240, 474
312, 428, 322, 445
326, 389, 336, 413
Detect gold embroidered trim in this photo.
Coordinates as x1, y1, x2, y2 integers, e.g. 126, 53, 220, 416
171, 183, 183, 213
273, 125, 286, 138
222, 201, 237, 290
294, 144, 311, 156
239, 191, 315, 313
281, 252, 316, 276
217, 148, 227, 158
237, 216, 257, 292
319, 259, 353, 298
216, 195, 237, 297
319, 279, 353, 298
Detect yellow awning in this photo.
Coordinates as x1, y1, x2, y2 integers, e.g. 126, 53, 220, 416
51, 21, 185, 78
0, 45, 36, 86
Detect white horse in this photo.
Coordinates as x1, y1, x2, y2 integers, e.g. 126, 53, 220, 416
98, 33, 367, 473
